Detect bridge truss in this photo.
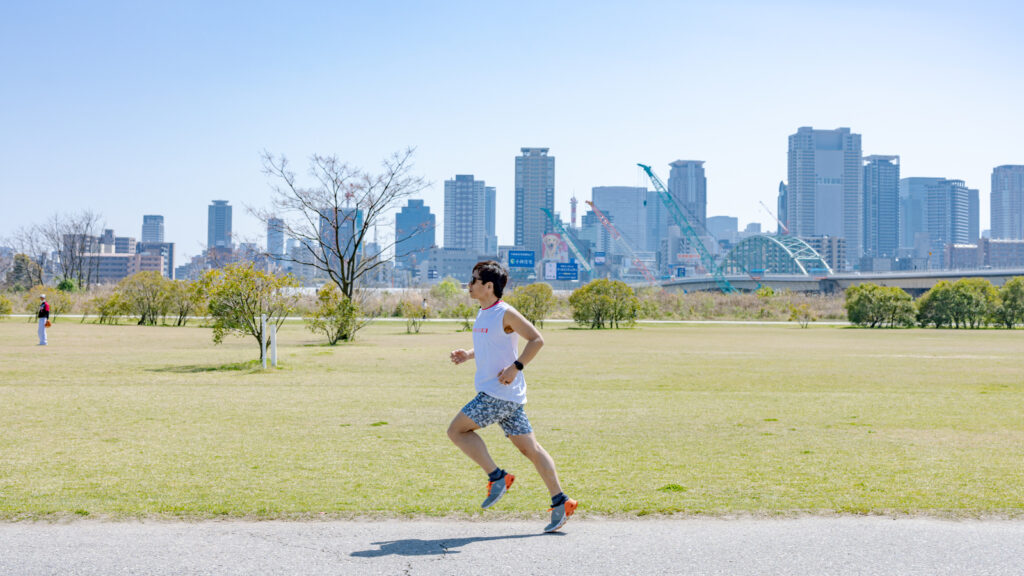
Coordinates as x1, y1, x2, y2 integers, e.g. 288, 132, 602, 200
722, 235, 833, 276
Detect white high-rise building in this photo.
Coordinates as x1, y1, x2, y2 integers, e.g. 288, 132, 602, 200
786, 127, 863, 268
444, 175, 496, 255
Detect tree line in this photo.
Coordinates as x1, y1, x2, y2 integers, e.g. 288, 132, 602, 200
845, 278, 1024, 329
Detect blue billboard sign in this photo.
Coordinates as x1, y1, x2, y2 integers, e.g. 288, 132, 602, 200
508, 250, 535, 268
594, 252, 606, 266
556, 263, 578, 281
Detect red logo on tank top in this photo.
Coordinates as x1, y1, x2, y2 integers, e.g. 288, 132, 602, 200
474, 327, 488, 333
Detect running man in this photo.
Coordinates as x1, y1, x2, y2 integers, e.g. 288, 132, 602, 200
447, 260, 577, 532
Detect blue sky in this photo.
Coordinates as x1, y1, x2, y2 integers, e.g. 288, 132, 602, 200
2, 1, 1021, 261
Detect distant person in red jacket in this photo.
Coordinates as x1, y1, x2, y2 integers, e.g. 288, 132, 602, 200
37, 294, 49, 346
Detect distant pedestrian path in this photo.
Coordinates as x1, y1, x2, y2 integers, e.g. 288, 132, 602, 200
2, 518, 1022, 575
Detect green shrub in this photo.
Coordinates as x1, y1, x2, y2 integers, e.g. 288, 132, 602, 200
505, 283, 556, 327
0, 294, 12, 317
399, 299, 427, 333
569, 278, 638, 329
306, 283, 361, 344
994, 277, 1024, 328
844, 283, 915, 328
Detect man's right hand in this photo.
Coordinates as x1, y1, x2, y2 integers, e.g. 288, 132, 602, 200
450, 349, 470, 365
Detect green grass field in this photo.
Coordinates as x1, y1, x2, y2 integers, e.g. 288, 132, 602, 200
0, 317, 1021, 520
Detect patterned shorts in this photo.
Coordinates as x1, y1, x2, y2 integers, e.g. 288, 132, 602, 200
461, 392, 533, 437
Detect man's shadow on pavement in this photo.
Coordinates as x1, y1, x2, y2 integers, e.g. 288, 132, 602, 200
351, 532, 564, 557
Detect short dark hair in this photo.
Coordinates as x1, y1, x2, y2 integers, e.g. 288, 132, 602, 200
473, 260, 508, 298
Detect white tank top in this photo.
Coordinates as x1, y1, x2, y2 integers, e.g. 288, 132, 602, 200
472, 300, 527, 404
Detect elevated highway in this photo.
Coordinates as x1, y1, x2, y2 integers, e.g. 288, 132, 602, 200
661, 268, 1024, 296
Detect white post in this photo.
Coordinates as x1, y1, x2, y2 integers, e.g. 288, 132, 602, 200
271, 323, 278, 368
261, 314, 267, 369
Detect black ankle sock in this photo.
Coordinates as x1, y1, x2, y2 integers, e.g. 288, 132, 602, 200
551, 492, 567, 507
488, 468, 505, 482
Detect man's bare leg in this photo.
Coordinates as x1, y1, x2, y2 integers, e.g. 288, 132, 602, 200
447, 412, 498, 473
509, 432, 562, 497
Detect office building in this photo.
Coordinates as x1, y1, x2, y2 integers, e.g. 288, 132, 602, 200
646, 190, 666, 252
208, 200, 233, 251
591, 186, 648, 254
786, 127, 863, 267
114, 236, 137, 255
991, 165, 1024, 240
514, 148, 555, 258
926, 179, 978, 268
267, 218, 285, 256
667, 160, 707, 231
137, 241, 175, 279
444, 175, 497, 255
899, 177, 942, 258
142, 215, 164, 243
707, 216, 739, 245
863, 155, 900, 258
395, 199, 436, 274
319, 207, 364, 274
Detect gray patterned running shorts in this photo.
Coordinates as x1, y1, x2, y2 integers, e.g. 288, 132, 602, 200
461, 392, 533, 436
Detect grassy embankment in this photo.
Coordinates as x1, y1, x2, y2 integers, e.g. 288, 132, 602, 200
0, 318, 1020, 519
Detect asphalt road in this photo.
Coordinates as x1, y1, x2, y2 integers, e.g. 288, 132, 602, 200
2, 517, 1022, 575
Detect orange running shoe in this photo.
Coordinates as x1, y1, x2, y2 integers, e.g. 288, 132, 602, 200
482, 473, 515, 509
544, 498, 577, 532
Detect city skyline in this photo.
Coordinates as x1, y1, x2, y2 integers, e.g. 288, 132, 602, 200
1, 2, 1022, 257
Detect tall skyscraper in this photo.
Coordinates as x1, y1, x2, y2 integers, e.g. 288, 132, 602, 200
776, 182, 788, 235
320, 207, 364, 273
786, 127, 863, 266
142, 215, 164, 243
645, 190, 666, 252
862, 155, 900, 258
485, 186, 497, 254
444, 175, 496, 255
591, 186, 648, 253
395, 199, 435, 272
926, 179, 978, 268
667, 160, 707, 231
514, 148, 555, 257
991, 165, 1024, 240
267, 218, 285, 256
899, 177, 942, 258
207, 200, 233, 250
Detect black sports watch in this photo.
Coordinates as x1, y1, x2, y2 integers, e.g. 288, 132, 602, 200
513, 360, 524, 371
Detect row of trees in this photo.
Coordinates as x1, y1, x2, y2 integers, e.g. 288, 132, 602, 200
845, 277, 1024, 329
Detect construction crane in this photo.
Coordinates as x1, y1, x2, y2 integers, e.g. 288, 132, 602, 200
638, 163, 735, 293
585, 200, 658, 285
540, 208, 593, 273
759, 200, 789, 234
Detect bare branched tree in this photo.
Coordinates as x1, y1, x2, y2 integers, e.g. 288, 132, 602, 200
9, 225, 49, 286
38, 210, 104, 289
253, 148, 431, 298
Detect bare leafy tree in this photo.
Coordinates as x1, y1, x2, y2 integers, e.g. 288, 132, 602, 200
253, 148, 431, 298
38, 210, 104, 289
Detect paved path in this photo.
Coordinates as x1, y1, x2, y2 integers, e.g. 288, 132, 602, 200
2, 518, 1022, 575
